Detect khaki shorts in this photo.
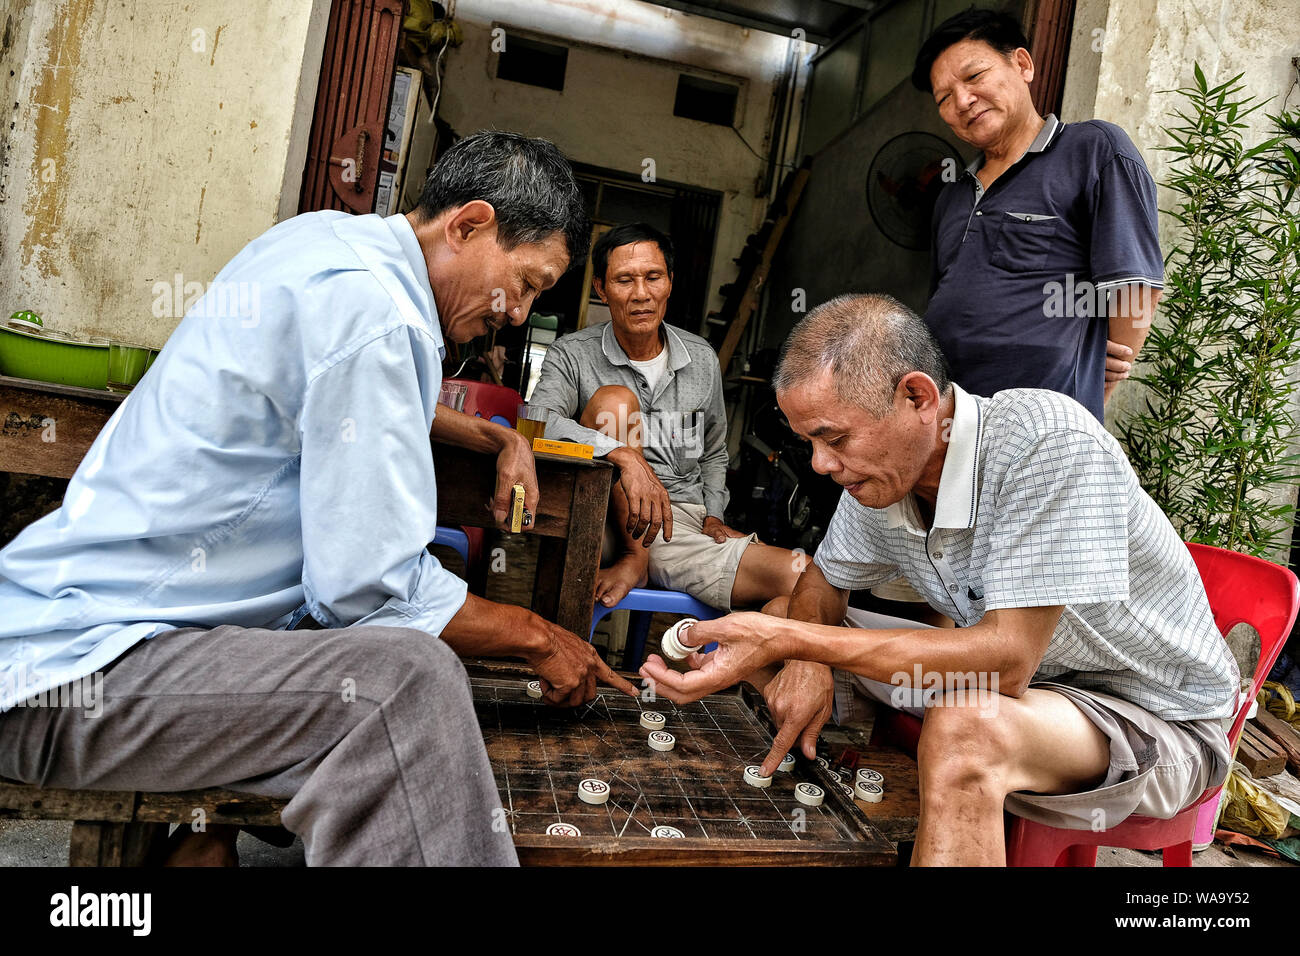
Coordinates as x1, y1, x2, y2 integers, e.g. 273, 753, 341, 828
833, 607, 1233, 831
871, 576, 927, 603
646, 502, 756, 611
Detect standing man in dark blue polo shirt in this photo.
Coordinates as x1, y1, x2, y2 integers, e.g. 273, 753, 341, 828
912, 9, 1163, 421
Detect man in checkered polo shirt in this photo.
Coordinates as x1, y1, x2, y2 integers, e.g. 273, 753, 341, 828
640, 293, 1239, 866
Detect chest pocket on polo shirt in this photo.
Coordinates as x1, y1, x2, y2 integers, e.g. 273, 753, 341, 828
990, 212, 1059, 271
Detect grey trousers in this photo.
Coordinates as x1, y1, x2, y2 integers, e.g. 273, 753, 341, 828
0, 624, 518, 866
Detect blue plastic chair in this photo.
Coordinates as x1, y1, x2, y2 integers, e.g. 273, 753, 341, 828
589, 587, 724, 667
431, 526, 470, 567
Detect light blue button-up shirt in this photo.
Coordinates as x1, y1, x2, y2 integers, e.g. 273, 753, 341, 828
0, 211, 468, 711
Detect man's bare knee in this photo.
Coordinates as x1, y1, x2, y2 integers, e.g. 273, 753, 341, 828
761, 595, 790, 617
580, 385, 640, 437
917, 699, 1014, 793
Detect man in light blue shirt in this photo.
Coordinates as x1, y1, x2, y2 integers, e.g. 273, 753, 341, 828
0, 131, 634, 866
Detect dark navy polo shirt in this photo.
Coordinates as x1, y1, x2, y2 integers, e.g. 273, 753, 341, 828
924, 114, 1163, 421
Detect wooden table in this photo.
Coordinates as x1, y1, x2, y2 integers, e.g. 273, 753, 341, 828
0, 374, 611, 637
471, 662, 896, 865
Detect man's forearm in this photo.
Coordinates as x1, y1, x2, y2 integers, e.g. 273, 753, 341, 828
772, 614, 1038, 696
439, 592, 546, 660
785, 565, 850, 627
430, 404, 514, 453
1107, 284, 1161, 363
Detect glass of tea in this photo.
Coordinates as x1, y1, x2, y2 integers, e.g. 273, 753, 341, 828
515, 404, 548, 444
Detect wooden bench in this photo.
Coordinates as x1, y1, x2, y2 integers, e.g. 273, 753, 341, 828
0, 780, 288, 866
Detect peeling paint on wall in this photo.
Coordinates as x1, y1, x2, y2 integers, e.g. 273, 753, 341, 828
20, 0, 92, 280
0, 0, 330, 346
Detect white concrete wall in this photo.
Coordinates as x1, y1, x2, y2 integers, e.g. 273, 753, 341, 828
0, 0, 329, 347
441, 0, 800, 328
1063, 0, 1300, 556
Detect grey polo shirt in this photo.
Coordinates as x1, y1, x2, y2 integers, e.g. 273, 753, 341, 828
813, 384, 1239, 721
529, 321, 731, 518
926, 115, 1164, 421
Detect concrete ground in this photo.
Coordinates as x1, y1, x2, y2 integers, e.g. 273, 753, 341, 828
2, 817, 1291, 867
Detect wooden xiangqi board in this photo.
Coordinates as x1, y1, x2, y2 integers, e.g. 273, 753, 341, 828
471, 672, 896, 866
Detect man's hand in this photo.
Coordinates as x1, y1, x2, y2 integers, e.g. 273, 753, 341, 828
1105, 339, 1133, 384
607, 446, 673, 545
639, 611, 789, 704
702, 515, 747, 544
525, 616, 639, 707
756, 661, 835, 776
489, 426, 538, 528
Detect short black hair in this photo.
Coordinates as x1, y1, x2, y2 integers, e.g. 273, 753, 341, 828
911, 8, 1030, 94
416, 130, 590, 265
591, 222, 675, 283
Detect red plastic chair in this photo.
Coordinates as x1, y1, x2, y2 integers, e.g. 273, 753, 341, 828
867, 542, 1300, 866
438, 379, 525, 579
444, 378, 522, 426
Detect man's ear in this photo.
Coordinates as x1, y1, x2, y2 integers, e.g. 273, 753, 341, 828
592, 276, 608, 303
897, 371, 942, 422
1013, 47, 1035, 84
443, 199, 498, 250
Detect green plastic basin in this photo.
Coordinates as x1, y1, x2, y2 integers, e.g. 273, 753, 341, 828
0, 325, 110, 389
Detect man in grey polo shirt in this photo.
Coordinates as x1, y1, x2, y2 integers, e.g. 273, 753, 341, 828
530, 222, 802, 614
641, 293, 1238, 866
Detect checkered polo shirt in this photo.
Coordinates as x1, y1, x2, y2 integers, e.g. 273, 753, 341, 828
813, 385, 1239, 721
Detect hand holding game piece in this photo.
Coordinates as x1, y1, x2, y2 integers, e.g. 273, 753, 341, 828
638, 611, 790, 705
755, 660, 835, 776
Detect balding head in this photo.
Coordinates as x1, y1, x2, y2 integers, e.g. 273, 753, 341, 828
773, 293, 952, 417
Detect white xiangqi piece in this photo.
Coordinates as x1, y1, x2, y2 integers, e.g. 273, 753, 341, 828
855, 780, 884, 803
578, 778, 611, 805
659, 618, 700, 662
525, 680, 543, 699
855, 767, 884, 785
546, 822, 581, 836
794, 782, 824, 807
743, 765, 772, 789
778, 753, 797, 773
650, 825, 685, 838
639, 710, 666, 730
647, 730, 676, 752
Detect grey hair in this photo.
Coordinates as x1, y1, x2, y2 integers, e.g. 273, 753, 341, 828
772, 293, 952, 417
415, 130, 590, 264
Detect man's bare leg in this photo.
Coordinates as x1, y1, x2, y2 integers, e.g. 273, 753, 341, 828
913, 689, 1110, 865
729, 541, 805, 609
583, 385, 649, 607
163, 823, 240, 866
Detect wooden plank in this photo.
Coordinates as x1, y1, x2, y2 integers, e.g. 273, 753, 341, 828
134, 790, 287, 826
848, 747, 920, 844
533, 462, 610, 637
1237, 735, 1285, 778
1252, 711, 1300, 775
0, 782, 136, 822
69, 821, 126, 866
432, 441, 611, 539
716, 166, 810, 372
0, 382, 118, 479
514, 836, 894, 866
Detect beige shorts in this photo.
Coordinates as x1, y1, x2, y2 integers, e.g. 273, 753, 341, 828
833, 607, 1233, 831
645, 502, 756, 611
870, 576, 927, 603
